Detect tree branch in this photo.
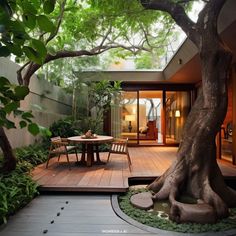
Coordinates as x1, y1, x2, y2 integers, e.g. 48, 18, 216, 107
197, 0, 226, 36
17, 61, 30, 85
98, 24, 113, 50
21, 39, 161, 85
46, 0, 67, 44
140, 0, 199, 46
21, 46, 119, 85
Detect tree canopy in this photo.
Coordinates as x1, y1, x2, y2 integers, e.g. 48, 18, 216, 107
1, 0, 194, 87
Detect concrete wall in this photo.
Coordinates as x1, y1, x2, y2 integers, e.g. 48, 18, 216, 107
0, 58, 72, 148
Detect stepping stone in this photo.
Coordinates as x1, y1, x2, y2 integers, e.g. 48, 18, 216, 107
130, 192, 153, 210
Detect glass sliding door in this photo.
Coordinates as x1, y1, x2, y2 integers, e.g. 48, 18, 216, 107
110, 89, 191, 146
165, 91, 191, 145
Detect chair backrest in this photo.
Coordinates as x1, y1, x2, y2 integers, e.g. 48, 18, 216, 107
51, 136, 61, 142
110, 138, 128, 154
50, 136, 67, 153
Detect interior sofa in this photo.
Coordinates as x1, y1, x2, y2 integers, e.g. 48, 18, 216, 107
139, 120, 158, 140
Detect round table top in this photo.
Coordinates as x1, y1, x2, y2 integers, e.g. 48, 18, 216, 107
68, 135, 113, 144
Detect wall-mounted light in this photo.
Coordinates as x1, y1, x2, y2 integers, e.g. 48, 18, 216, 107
175, 110, 181, 118
178, 59, 182, 65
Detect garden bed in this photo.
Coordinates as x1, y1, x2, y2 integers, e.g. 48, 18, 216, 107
112, 178, 236, 234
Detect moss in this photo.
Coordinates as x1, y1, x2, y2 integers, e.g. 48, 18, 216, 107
118, 188, 236, 233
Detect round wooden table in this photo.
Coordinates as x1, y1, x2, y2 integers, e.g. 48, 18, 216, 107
67, 135, 113, 167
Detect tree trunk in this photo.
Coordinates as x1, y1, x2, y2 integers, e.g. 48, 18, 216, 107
148, 45, 236, 224
0, 127, 16, 172
139, 0, 236, 224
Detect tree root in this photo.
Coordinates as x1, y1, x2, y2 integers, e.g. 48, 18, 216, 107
169, 201, 217, 224
168, 179, 218, 224
148, 160, 235, 224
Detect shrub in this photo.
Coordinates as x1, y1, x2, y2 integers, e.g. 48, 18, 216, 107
41, 117, 82, 149
0, 144, 47, 225
49, 117, 81, 138
0, 172, 38, 224
15, 144, 48, 167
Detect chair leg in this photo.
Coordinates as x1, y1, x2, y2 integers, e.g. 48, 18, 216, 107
126, 152, 132, 171
58, 154, 61, 161
66, 153, 71, 170
107, 152, 111, 163
75, 149, 79, 162
46, 154, 51, 168
127, 152, 132, 165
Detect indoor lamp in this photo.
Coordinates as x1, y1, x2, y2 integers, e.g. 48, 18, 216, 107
125, 115, 136, 132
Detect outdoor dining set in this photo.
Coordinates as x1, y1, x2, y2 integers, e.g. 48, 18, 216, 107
46, 133, 132, 171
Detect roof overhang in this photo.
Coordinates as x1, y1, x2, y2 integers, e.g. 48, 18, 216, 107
164, 0, 236, 84
76, 70, 164, 82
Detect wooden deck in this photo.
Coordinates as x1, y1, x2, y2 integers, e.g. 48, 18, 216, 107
32, 147, 236, 193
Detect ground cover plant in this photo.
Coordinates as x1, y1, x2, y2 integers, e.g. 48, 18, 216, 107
0, 144, 48, 225
118, 188, 236, 233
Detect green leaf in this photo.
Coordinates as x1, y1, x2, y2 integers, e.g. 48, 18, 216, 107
0, 96, 8, 105
23, 46, 37, 59
0, 46, 11, 57
37, 15, 55, 33
6, 43, 22, 57
23, 46, 42, 64
30, 0, 41, 9
22, 13, 36, 29
5, 119, 16, 129
4, 102, 19, 114
0, 110, 7, 119
4, 89, 16, 100
19, 120, 27, 128
22, 1, 37, 15
47, 46, 57, 56
9, 20, 26, 34
43, 0, 56, 14
39, 125, 52, 137
13, 33, 26, 46
13, 109, 23, 116
0, 77, 10, 88
31, 39, 47, 59
22, 112, 34, 120
14, 86, 29, 99
0, 0, 12, 17
28, 123, 40, 135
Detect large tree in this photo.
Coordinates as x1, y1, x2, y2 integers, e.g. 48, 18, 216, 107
140, 0, 236, 224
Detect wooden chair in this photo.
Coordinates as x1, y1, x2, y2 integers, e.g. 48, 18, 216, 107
107, 138, 132, 171
46, 136, 79, 169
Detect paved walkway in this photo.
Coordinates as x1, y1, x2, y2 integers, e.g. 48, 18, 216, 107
0, 194, 235, 236
0, 194, 154, 236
